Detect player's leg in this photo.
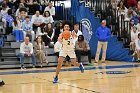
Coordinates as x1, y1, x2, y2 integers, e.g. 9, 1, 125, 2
56, 57, 65, 75
71, 58, 80, 67
68, 51, 84, 73
71, 58, 84, 73
53, 56, 65, 83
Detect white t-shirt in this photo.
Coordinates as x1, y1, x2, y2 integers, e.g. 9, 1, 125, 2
136, 23, 140, 32
44, 6, 55, 16
131, 30, 139, 42
135, 39, 140, 50
12, 21, 22, 31
1, 8, 10, 19
20, 42, 33, 54
43, 16, 54, 24
72, 30, 83, 46
15, 8, 20, 17
31, 15, 44, 24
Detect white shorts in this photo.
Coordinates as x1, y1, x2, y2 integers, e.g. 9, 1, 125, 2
59, 50, 76, 58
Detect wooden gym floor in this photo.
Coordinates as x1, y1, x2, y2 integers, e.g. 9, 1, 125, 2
0, 61, 140, 93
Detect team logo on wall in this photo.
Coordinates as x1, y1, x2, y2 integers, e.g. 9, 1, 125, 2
81, 18, 93, 43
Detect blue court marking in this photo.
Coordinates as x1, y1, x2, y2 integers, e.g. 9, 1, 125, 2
95, 71, 132, 74
0, 64, 140, 75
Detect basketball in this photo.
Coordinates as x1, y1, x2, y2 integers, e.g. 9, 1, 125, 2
62, 30, 71, 40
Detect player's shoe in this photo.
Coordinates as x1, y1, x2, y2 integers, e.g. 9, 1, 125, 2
53, 76, 58, 83
0, 80, 5, 86
79, 63, 84, 73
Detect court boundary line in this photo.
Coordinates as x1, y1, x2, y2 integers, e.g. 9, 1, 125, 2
33, 76, 100, 93
0, 64, 139, 75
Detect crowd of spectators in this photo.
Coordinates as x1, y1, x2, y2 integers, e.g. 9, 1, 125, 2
0, 0, 92, 68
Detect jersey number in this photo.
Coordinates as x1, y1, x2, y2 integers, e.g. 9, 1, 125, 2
67, 41, 70, 45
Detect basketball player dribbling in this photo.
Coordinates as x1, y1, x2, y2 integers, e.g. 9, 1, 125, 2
53, 21, 85, 83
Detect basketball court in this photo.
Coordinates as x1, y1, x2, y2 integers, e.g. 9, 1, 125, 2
0, 61, 140, 93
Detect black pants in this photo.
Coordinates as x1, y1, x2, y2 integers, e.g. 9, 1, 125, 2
55, 52, 59, 58
0, 48, 2, 56
75, 50, 91, 63
41, 35, 51, 46
33, 24, 42, 33
6, 27, 13, 35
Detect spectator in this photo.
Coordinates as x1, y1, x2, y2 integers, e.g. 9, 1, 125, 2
1, 3, 10, 28
19, 7, 28, 22
34, 36, 48, 67
32, 0, 40, 14
6, 0, 14, 9
128, 0, 138, 9
43, 11, 54, 24
42, 23, 55, 47
135, 33, 140, 62
117, 0, 128, 16
54, 21, 63, 43
125, 7, 136, 21
95, 20, 111, 63
136, 18, 140, 32
14, 0, 27, 10
31, 10, 44, 32
12, 16, 23, 42
22, 16, 35, 42
19, 36, 36, 69
136, 1, 140, 14
44, 2, 55, 17
0, 0, 3, 6
54, 37, 62, 57
75, 35, 92, 66
15, 3, 25, 17
130, 26, 139, 52
111, 0, 118, 9
27, 0, 40, 15
5, 9, 14, 35
40, 0, 48, 14
72, 23, 83, 44
117, 0, 128, 36
129, 19, 135, 31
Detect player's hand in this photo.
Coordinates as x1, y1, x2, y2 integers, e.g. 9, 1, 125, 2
59, 33, 62, 38
72, 31, 77, 38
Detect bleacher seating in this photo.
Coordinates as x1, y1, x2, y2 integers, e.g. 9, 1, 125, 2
0, 35, 89, 69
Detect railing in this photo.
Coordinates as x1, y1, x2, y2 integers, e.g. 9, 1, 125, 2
50, 0, 71, 20
79, 0, 131, 46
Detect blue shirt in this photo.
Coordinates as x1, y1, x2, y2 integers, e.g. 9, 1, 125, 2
96, 26, 111, 42
22, 21, 33, 31
6, 15, 14, 27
